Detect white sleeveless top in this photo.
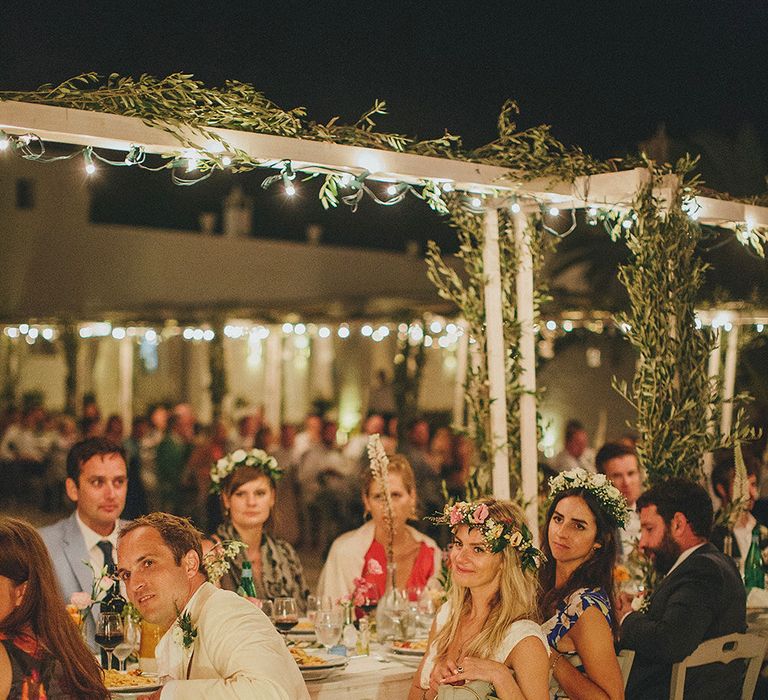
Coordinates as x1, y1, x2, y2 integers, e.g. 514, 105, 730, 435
419, 600, 549, 688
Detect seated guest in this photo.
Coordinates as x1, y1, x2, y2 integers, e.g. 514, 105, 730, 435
617, 478, 746, 700
0, 516, 109, 699
550, 420, 596, 474
318, 454, 441, 603
596, 442, 643, 561
40, 438, 128, 648
202, 449, 308, 602
117, 513, 309, 700
408, 498, 549, 700
710, 447, 767, 575
539, 469, 627, 700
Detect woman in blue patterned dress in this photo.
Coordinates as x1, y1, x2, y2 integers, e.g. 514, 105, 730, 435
538, 469, 629, 700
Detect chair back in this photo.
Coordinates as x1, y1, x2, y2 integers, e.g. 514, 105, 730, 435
617, 649, 635, 689
668, 632, 768, 700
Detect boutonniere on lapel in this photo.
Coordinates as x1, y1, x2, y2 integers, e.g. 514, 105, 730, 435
631, 593, 652, 614
172, 611, 198, 650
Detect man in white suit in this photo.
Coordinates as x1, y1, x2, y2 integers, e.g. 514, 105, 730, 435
40, 437, 128, 648
117, 512, 309, 700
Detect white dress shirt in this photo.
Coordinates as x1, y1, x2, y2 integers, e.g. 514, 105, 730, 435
75, 511, 119, 573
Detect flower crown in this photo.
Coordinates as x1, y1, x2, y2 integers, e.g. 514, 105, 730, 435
548, 468, 629, 528
428, 501, 544, 572
209, 448, 283, 494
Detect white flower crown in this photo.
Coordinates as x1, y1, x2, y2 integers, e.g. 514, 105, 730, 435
209, 448, 282, 494
548, 468, 629, 528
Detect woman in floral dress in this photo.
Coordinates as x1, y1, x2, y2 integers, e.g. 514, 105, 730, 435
538, 469, 628, 700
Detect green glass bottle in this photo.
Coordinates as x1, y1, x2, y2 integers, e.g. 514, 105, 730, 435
744, 525, 765, 590
237, 560, 258, 598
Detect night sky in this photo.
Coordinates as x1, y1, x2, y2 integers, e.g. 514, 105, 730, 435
2, 1, 768, 250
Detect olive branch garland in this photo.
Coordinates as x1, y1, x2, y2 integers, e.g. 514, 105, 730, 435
366, 433, 394, 563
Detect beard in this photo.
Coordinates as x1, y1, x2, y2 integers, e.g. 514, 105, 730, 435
647, 529, 682, 576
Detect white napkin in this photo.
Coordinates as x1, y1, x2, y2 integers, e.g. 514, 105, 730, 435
746, 587, 768, 608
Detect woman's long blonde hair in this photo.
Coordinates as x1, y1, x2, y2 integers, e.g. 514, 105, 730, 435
432, 498, 539, 660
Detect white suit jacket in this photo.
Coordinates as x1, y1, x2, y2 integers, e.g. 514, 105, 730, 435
39, 512, 127, 648
159, 582, 309, 700
316, 520, 442, 603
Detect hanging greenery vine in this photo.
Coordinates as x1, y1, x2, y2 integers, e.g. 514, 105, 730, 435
614, 158, 756, 486
425, 197, 551, 495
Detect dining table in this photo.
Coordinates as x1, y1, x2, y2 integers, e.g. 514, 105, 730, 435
305, 643, 420, 700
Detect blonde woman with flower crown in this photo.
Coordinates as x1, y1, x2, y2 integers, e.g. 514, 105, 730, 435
409, 498, 550, 700
538, 469, 628, 700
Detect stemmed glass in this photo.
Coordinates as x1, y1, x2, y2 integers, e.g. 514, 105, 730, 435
273, 597, 299, 634
314, 609, 342, 655
305, 594, 319, 624
95, 612, 124, 671
113, 617, 141, 671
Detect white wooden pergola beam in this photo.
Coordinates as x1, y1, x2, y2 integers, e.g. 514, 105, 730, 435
6, 101, 767, 229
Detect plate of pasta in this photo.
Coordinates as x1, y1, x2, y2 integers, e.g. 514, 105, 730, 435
103, 669, 162, 694
390, 639, 429, 656
289, 647, 347, 681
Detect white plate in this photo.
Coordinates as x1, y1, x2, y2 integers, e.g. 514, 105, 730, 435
298, 653, 348, 681
107, 677, 163, 694
388, 651, 423, 668
390, 642, 428, 657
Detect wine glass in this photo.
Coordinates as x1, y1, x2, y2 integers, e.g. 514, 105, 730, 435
314, 609, 342, 654
113, 618, 141, 671
273, 597, 298, 634
305, 594, 319, 623
96, 612, 124, 671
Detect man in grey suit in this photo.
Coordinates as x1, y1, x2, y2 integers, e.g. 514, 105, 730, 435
40, 437, 129, 649
618, 478, 747, 700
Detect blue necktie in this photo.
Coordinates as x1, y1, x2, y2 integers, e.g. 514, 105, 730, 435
96, 540, 115, 568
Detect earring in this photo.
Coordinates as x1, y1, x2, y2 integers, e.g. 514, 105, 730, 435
363, 509, 371, 523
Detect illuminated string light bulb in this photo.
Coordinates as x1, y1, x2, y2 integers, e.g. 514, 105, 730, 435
562, 320, 574, 332
361, 324, 373, 337
622, 219, 632, 229
285, 182, 296, 196
294, 323, 306, 335
510, 202, 521, 214
84, 149, 96, 175
546, 320, 557, 331
222, 156, 232, 167
386, 185, 398, 196
0, 133, 9, 150
318, 326, 331, 338
340, 173, 353, 186
548, 207, 560, 217
338, 324, 350, 338
471, 197, 482, 208
757, 324, 764, 333
588, 207, 598, 217
183, 149, 199, 172
282, 323, 294, 334
442, 182, 454, 192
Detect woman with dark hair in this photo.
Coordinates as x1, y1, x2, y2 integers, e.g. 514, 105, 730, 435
0, 517, 109, 699
202, 449, 308, 602
539, 470, 628, 700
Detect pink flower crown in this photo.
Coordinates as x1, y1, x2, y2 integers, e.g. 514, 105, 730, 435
428, 501, 543, 572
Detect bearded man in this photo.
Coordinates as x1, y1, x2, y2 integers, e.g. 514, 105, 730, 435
617, 478, 746, 700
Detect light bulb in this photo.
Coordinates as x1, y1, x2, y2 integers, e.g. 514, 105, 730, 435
338, 325, 350, 338
622, 219, 632, 229
318, 326, 331, 338
361, 325, 373, 337
285, 183, 296, 196
546, 320, 557, 331
387, 185, 398, 196
0, 137, 9, 150
510, 202, 521, 213
548, 207, 560, 217
471, 197, 482, 208
442, 182, 454, 192
222, 156, 232, 167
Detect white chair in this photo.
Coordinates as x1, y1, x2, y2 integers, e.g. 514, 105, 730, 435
617, 649, 635, 689
668, 632, 768, 700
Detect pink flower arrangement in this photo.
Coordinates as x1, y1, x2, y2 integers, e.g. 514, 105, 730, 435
449, 505, 463, 526
349, 577, 379, 608
70, 591, 93, 610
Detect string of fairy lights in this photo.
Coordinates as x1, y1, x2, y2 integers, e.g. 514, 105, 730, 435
2, 314, 765, 348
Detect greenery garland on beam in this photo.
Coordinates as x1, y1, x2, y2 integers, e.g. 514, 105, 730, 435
425, 197, 551, 495
613, 158, 756, 486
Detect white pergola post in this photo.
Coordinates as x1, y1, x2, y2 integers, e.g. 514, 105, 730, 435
264, 327, 283, 431
117, 335, 133, 437
703, 329, 721, 484
513, 211, 539, 541
452, 319, 470, 429
720, 326, 740, 437
482, 204, 510, 500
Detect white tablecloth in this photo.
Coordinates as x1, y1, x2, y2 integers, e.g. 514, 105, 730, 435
306, 646, 417, 700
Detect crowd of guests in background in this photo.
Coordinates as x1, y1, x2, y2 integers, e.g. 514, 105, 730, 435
0, 397, 474, 549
